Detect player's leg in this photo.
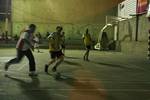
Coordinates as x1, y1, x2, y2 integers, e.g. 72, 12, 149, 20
52, 51, 64, 72
5, 49, 24, 71
45, 59, 56, 73
37, 46, 40, 52
83, 51, 87, 60
45, 51, 56, 73
62, 45, 65, 55
86, 49, 90, 61
83, 46, 88, 61
36, 44, 40, 53
34, 43, 40, 53
24, 49, 37, 76
86, 46, 91, 61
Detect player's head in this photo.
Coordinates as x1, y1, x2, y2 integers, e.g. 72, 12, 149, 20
56, 26, 63, 33
29, 24, 36, 33
86, 28, 89, 34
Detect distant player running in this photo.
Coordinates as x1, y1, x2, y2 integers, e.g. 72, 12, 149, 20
44, 26, 64, 73
5, 24, 38, 76
82, 28, 92, 61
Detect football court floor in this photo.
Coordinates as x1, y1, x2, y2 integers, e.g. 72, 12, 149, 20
0, 48, 150, 100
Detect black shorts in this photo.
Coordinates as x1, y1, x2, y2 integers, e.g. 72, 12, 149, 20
61, 45, 65, 49
86, 45, 91, 50
50, 50, 64, 59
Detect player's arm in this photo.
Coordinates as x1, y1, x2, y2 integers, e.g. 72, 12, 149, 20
82, 34, 85, 40
47, 33, 55, 42
47, 33, 55, 48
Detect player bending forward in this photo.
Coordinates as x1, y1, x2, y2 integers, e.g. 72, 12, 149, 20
44, 26, 64, 73
5, 24, 38, 76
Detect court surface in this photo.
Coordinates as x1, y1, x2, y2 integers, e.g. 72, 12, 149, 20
0, 48, 150, 100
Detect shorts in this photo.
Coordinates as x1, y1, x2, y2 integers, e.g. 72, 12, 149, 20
50, 50, 64, 59
61, 45, 65, 49
86, 45, 91, 50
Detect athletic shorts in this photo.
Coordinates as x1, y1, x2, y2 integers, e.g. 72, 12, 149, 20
61, 45, 65, 49
50, 50, 64, 59
86, 45, 91, 50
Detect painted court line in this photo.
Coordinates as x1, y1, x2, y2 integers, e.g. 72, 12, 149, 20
17, 88, 150, 92
52, 94, 68, 98
0, 86, 148, 92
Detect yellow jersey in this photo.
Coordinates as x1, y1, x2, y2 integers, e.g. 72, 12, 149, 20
82, 33, 92, 46
48, 32, 62, 51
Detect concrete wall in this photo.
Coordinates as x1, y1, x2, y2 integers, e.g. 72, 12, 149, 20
12, 22, 116, 49
12, 0, 122, 23
118, 14, 149, 55
0, 21, 5, 34
118, 15, 150, 42
12, 0, 118, 48
0, 20, 12, 36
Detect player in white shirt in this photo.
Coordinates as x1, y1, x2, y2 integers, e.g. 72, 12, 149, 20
5, 24, 37, 76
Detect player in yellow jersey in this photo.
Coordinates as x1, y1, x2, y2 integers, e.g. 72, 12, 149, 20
44, 26, 64, 73
82, 28, 92, 61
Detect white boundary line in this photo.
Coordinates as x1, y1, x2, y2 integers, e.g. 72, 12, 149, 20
52, 94, 68, 98
14, 88, 150, 92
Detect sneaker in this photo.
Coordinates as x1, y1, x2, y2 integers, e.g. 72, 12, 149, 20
29, 71, 38, 77
44, 64, 49, 73
4, 63, 9, 71
52, 67, 57, 72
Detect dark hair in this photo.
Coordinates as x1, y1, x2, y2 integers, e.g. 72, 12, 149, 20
27, 24, 36, 33
29, 24, 36, 29
56, 26, 63, 31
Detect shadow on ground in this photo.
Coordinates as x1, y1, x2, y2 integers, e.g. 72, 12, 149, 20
6, 75, 52, 100
92, 61, 141, 71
